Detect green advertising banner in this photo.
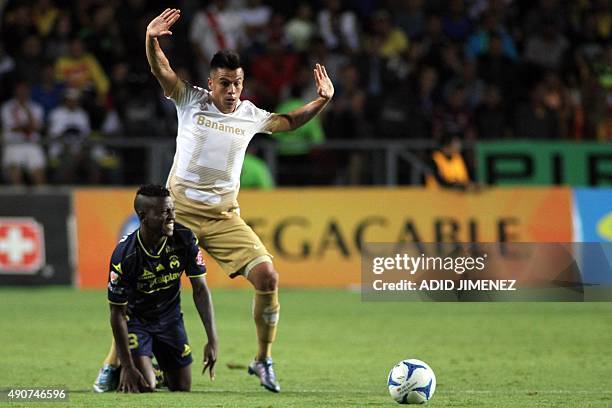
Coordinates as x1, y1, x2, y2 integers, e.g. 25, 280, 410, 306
476, 141, 612, 186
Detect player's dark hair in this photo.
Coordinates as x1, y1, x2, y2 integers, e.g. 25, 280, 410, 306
210, 50, 242, 71
136, 184, 170, 198
134, 184, 170, 214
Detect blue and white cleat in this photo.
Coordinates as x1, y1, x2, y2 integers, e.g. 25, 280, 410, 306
248, 357, 280, 393
93, 364, 120, 393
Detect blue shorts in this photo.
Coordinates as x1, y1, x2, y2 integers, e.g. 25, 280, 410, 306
127, 313, 193, 371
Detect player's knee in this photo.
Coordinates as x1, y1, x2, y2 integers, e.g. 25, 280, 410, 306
249, 263, 278, 291
260, 265, 278, 291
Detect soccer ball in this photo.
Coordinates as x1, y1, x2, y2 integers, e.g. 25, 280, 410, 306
387, 359, 436, 404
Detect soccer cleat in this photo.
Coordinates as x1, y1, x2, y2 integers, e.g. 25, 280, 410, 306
248, 357, 280, 393
92, 364, 120, 393
152, 362, 166, 389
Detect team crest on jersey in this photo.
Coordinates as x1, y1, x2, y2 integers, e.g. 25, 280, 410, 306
169, 255, 181, 270
196, 249, 205, 266
110, 271, 119, 284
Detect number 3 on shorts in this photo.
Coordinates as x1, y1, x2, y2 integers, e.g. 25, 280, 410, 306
128, 333, 139, 350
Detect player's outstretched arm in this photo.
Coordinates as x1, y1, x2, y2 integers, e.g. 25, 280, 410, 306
265, 63, 334, 133
145, 8, 181, 96
109, 304, 151, 393
191, 276, 218, 380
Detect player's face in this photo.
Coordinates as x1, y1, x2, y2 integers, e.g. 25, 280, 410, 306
208, 68, 244, 114
143, 197, 175, 237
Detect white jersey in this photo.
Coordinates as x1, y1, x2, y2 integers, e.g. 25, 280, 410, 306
167, 80, 271, 218
1, 99, 44, 144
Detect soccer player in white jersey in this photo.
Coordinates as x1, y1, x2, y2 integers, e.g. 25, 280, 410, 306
93, 8, 333, 394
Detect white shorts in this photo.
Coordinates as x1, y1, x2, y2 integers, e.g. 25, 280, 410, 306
2, 143, 46, 171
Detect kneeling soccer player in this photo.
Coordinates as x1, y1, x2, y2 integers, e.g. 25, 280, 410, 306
105, 185, 217, 392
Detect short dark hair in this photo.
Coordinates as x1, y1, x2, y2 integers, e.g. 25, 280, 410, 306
134, 184, 170, 213
136, 184, 170, 198
210, 50, 242, 71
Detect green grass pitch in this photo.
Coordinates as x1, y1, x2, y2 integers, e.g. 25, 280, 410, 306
1, 287, 611, 407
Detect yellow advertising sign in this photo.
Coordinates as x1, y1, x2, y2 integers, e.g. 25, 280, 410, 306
75, 188, 572, 288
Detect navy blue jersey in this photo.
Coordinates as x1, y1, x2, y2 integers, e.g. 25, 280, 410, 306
107, 222, 206, 321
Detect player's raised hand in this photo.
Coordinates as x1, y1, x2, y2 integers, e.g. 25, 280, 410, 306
147, 8, 181, 38
117, 365, 151, 393
202, 341, 218, 380
313, 63, 334, 100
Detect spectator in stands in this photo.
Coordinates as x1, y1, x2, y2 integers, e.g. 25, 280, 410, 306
0, 81, 46, 185
250, 38, 299, 110
47, 88, 92, 183
285, 3, 315, 53
514, 83, 561, 139
55, 37, 109, 105
369, 9, 409, 59
524, 20, 569, 71
30, 63, 65, 121
54, 37, 110, 130
317, 0, 360, 53
108, 61, 161, 137
32, 0, 60, 38
239, 0, 272, 54
190, 0, 244, 83
48, 87, 118, 184
465, 11, 517, 61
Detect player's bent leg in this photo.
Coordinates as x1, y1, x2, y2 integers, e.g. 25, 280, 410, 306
151, 312, 193, 391
164, 364, 192, 392
246, 262, 281, 393
133, 356, 157, 392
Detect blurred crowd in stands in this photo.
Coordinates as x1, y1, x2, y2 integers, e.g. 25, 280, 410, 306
0, 0, 610, 186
